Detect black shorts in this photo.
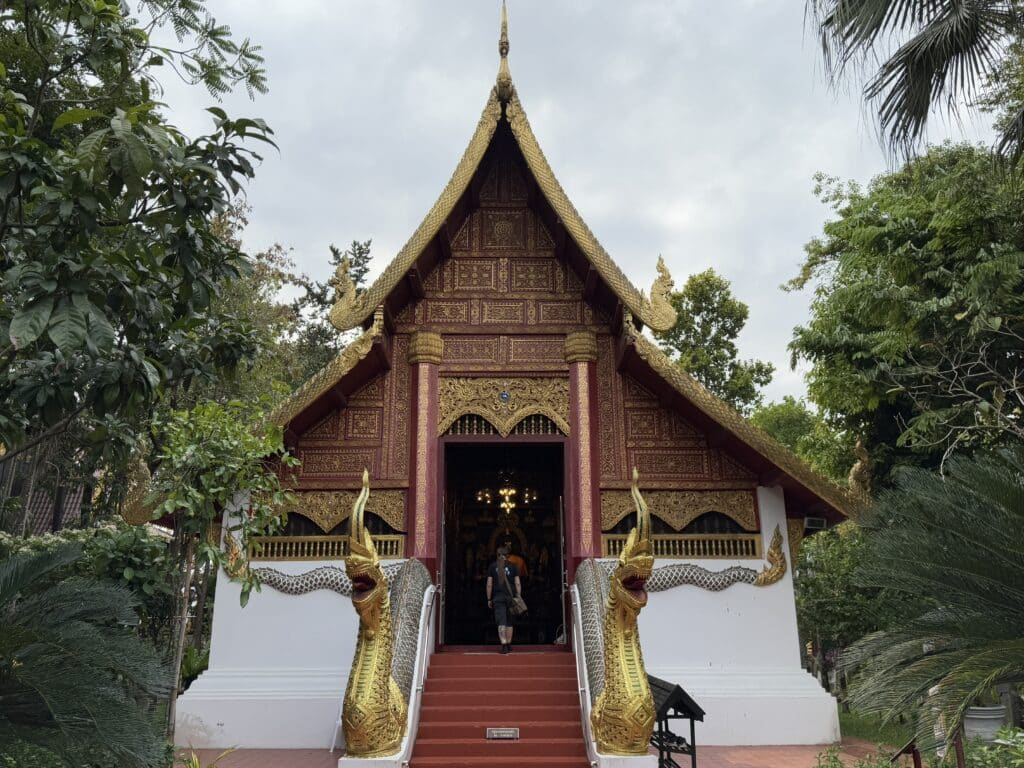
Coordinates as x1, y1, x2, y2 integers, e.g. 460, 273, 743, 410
493, 598, 511, 626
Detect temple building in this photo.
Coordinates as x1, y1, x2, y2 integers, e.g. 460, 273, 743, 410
176, 8, 847, 759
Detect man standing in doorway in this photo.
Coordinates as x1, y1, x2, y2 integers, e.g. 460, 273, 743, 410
486, 546, 522, 653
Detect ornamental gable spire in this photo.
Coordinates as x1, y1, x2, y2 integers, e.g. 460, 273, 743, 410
496, 1, 513, 104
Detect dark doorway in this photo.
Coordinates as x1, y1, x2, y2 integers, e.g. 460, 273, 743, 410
442, 443, 566, 646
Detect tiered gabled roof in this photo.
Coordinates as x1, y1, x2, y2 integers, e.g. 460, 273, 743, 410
272, 6, 854, 519
326, 3, 677, 336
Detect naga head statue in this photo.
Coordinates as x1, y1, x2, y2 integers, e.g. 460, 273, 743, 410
346, 469, 387, 627
612, 468, 654, 614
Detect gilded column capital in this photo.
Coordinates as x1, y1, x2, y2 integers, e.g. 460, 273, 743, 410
564, 330, 598, 363
408, 331, 443, 365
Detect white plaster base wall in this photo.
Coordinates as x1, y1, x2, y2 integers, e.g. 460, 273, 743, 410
175, 559, 361, 750
638, 486, 839, 745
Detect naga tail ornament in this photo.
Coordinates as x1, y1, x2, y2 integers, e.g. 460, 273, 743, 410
592, 468, 657, 755
342, 470, 407, 757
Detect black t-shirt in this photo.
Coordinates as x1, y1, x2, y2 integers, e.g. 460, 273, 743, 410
489, 561, 519, 600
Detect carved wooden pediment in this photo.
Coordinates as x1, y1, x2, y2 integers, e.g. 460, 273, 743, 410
438, 377, 570, 437
600, 489, 758, 532
285, 490, 406, 533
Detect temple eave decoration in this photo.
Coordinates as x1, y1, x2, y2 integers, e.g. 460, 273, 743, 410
271, 306, 386, 428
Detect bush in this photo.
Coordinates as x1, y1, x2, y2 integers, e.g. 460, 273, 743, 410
0, 522, 177, 643
815, 746, 891, 768
966, 728, 1024, 768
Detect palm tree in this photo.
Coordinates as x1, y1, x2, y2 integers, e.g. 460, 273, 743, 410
0, 543, 170, 767
841, 445, 1024, 750
807, 0, 1023, 158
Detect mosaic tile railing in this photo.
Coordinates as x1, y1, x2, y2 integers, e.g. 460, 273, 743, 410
248, 534, 405, 561
601, 533, 761, 559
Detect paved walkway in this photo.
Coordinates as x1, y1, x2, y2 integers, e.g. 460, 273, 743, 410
187, 739, 900, 767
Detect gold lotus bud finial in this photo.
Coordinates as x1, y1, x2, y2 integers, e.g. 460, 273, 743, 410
496, 1, 513, 104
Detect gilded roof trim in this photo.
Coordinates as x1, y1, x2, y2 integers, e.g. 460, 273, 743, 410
271, 309, 385, 427
328, 85, 676, 333
329, 93, 503, 331
504, 93, 676, 331
629, 330, 853, 517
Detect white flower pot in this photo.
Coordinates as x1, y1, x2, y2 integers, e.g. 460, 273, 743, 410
964, 705, 1007, 743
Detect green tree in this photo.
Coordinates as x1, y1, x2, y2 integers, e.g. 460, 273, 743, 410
145, 399, 296, 737
0, 0, 273, 472
794, 522, 907, 692
751, 397, 855, 484
656, 268, 774, 415
789, 143, 1024, 480
842, 444, 1024, 752
807, 0, 1024, 158
0, 544, 168, 767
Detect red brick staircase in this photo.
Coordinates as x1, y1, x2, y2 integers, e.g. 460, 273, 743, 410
410, 650, 590, 768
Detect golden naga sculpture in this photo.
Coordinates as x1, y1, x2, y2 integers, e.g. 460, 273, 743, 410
328, 254, 359, 332
342, 470, 407, 757
646, 256, 677, 330
592, 468, 657, 755
754, 525, 787, 587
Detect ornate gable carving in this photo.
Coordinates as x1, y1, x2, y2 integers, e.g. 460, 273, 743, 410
438, 377, 570, 436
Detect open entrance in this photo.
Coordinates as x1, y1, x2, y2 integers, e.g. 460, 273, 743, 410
441, 442, 566, 646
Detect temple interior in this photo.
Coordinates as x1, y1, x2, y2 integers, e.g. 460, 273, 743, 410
442, 442, 566, 645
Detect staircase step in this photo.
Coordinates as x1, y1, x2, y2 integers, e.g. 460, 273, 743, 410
418, 704, 582, 723
411, 651, 587, 766
413, 737, 586, 758
421, 690, 578, 707
416, 720, 582, 740
425, 676, 578, 693
428, 664, 577, 679
410, 758, 590, 768
429, 652, 575, 668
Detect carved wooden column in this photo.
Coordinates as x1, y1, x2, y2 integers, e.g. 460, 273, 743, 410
565, 330, 601, 562
408, 331, 443, 572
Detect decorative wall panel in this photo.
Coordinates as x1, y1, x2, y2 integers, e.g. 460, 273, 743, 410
285, 489, 406, 532
297, 448, 380, 478
600, 489, 758, 532
394, 150, 601, 339
293, 338, 410, 488
594, 335, 760, 490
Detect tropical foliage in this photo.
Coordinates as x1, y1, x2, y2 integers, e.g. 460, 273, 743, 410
794, 521, 909, 690
0, 522, 177, 644
145, 398, 296, 733
657, 268, 774, 414
789, 143, 1024, 481
841, 445, 1024, 752
807, 0, 1024, 159
0, 0, 279, 551
0, 544, 168, 767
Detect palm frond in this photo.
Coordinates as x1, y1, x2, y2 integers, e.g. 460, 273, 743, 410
0, 544, 170, 767
0, 544, 83, 606
809, 0, 1019, 155
841, 444, 1024, 750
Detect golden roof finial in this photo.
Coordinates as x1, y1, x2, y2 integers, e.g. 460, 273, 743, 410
496, 1, 513, 104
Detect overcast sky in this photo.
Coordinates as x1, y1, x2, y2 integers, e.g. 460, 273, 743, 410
159, 1, 985, 404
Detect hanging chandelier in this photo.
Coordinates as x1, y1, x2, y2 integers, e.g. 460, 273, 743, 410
475, 469, 537, 513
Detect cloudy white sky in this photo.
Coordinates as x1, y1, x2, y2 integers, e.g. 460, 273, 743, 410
160, 1, 987, 403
